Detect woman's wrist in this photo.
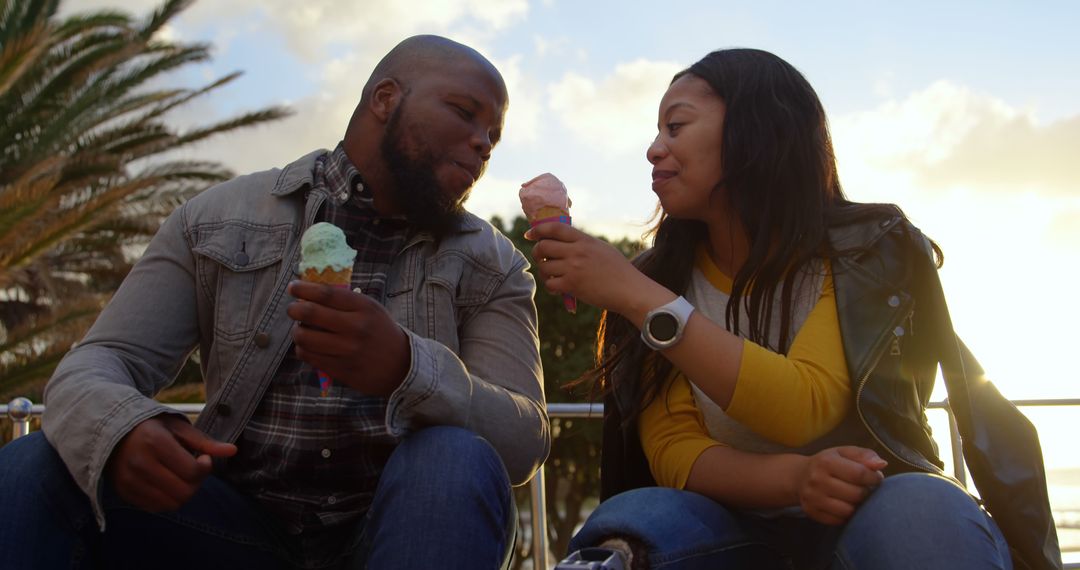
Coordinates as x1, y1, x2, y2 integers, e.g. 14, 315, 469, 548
779, 454, 809, 507
616, 277, 678, 329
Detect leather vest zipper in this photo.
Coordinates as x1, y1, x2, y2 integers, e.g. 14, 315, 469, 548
854, 305, 930, 473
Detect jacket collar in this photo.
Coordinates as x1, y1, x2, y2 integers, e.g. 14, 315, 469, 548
270, 149, 325, 197
827, 212, 903, 252
270, 149, 483, 234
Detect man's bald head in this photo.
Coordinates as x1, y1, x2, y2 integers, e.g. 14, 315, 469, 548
357, 35, 505, 109
340, 35, 509, 235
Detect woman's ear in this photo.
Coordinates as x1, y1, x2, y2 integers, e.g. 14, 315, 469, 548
369, 78, 403, 123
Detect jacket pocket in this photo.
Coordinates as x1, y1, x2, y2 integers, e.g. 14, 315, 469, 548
192, 221, 290, 340
423, 251, 501, 350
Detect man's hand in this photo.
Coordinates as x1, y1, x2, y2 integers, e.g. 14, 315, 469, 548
795, 446, 887, 525
286, 281, 411, 396
107, 414, 237, 512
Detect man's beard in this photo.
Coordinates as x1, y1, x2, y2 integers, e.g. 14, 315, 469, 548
380, 100, 470, 237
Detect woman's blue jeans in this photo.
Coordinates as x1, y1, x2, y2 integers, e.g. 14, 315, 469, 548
0, 426, 515, 569
568, 473, 1012, 569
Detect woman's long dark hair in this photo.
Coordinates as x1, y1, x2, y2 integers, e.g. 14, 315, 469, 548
584, 48, 921, 423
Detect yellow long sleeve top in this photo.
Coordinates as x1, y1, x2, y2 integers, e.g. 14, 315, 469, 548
639, 250, 850, 489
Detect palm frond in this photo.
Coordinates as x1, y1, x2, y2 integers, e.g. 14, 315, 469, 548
0, 297, 102, 355
177, 106, 294, 146
0, 153, 64, 212
0, 295, 101, 398
0, 0, 291, 398
141, 70, 241, 123
138, 0, 192, 41
0, 13, 50, 97
0, 351, 66, 398
3, 175, 158, 270
50, 12, 129, 43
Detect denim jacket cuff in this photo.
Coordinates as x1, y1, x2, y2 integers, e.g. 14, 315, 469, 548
384, 328, 437, 437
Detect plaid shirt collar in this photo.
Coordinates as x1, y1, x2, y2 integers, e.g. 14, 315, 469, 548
322, 143, 401, 216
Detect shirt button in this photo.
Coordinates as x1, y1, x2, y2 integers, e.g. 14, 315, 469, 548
327, 496, 338, 505
894, 326, 905, 337
254, 332, 270, 348
887, 295, 900, 307
321, 448, 331, 459
216, 403, 231, 417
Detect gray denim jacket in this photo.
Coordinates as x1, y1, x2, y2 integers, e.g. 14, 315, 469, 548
43, 150, 550, 528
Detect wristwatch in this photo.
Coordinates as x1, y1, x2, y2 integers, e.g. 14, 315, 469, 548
640, 296, 695, 350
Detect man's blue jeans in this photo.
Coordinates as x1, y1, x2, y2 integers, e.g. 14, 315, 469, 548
0, 426, 515, 569
568, 473, 1012, 569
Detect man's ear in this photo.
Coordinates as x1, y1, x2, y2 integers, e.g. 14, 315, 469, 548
369, 78, 403, 123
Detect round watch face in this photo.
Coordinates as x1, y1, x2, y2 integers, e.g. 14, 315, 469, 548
648, 312, 679, 342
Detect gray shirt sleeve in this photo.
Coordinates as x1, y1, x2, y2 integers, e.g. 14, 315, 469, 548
42, 206, 198, 529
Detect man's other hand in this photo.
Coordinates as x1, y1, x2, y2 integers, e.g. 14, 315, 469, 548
107, 414, 237, 512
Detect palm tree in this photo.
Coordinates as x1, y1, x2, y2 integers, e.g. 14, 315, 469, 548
0, 0, 291, 399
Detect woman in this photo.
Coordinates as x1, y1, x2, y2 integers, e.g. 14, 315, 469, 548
530, 49, 1059, 570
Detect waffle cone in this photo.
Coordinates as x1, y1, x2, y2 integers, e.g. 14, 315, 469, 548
527, 206, 570, 223
523, 205, 576, 313
302, 266, 352, 287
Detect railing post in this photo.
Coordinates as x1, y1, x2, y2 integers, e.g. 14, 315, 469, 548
530, 465, 548, 570
945, 404, 967, 487
7, 397, 33, 440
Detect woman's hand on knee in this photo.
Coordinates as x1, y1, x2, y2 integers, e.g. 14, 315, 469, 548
796, 446, 887, 526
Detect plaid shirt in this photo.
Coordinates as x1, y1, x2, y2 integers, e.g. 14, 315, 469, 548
222, 144, 410, 548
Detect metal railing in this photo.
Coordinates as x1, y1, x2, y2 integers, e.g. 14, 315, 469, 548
4, 397, 1079, 570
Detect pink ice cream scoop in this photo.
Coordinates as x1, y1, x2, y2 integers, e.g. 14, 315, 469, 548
519, 173, 572, 221
520, 173, 576, 313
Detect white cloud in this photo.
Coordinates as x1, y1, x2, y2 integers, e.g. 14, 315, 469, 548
828, 81, 1080, 404
1047, 202, 1080, 244
834, 81, 1016, 169
154, 23, 178, 42
181, 52, 371, 175
70, 0, 528, 62
548, 59, 682, 157
465, 173, 526, 223
62, 0, 161, 15
174, 0, 528, 62
871, 71, 895, 99
471, 0, 529, 29
489, 55, 543, 147
921, 114, 1080, 196
533, 35, 571, 58
832, 80, 1080, 199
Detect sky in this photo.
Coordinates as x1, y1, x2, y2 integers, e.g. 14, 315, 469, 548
64, 1, 1080, 465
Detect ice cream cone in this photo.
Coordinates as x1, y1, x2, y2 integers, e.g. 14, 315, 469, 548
527, 206, 571, 224
302, 266, 352, 287
519, 173, 576, 314
299, 222, 357, 396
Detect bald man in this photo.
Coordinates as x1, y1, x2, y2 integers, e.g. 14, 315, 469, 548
0, 35, 548, 569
